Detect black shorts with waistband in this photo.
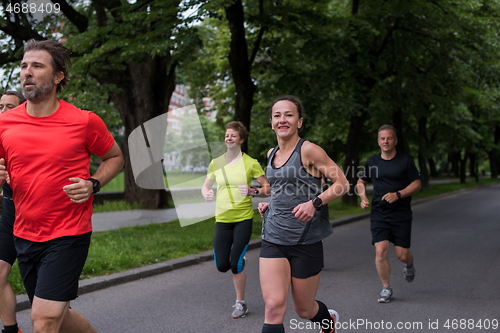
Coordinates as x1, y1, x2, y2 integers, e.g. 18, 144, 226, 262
15, 232, 92, 303
259, 239, 324, 279
371, 220, 412, 248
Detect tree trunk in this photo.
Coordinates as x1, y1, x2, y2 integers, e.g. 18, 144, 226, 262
489, 122, 500, 178
104, 55, 177, 208
469, 152, 476, 178
225, 0, 258, 154
342, 110, 367, 206
489, 151, 499, 178
442, 155, 450, 176
459, 151, 467, 184
450, 153, 460, 177
418, 153, 429, 188
418, 117, 429, 188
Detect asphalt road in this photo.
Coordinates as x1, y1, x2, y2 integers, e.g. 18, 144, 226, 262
15, 184, 500, 332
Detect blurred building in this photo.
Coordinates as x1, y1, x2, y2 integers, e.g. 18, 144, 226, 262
164, 85, 215, 171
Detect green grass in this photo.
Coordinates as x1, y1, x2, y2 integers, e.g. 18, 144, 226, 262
7, 262, 23, 295
8, 177, 500, 295
92, 200, 142, 213
327, 197, 371, 220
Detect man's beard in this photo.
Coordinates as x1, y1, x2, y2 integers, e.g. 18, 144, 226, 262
22, 75, 55, 102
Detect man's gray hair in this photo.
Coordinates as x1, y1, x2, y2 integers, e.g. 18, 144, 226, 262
378, 124, 397, 139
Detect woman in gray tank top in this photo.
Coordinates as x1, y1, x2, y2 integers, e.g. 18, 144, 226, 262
257, 96, 349, 333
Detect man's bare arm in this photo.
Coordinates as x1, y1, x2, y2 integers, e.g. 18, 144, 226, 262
63, 141, 124, 203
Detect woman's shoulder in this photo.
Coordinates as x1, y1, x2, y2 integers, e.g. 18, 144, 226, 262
301, 140, 324, 156
242, 153, 259, 162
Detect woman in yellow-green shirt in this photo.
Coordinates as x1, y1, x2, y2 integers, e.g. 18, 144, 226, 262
202, 121, 270, 319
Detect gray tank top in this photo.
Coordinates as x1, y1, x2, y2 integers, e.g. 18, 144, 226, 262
262, 139, 332, 245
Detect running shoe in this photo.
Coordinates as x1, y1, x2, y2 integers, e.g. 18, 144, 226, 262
403, 260, 415, 283
231, 301, 248, 319
377, 287, 393, 303
320, 309, 339, 333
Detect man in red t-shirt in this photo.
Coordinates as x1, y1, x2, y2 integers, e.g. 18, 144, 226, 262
0, 39, 124, 333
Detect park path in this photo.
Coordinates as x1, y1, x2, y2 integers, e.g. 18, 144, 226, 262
14, 183, 500, 332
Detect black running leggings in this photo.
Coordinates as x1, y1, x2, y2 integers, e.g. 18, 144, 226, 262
213, 219, 252, 274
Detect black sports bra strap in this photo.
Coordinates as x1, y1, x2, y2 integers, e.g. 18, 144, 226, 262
269, 145, 280, 159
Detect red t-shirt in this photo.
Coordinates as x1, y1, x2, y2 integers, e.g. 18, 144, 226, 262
0, 100, 115, 242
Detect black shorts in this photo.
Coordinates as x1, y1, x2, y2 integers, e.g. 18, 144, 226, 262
0, 231, 17, 266
15, 232, 91, 303
0, 197, 17, 266
260, 240, 324, 279
371, 220, 412, 248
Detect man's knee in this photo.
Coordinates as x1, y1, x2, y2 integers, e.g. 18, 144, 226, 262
395, 248, 411, 262
374, 242, 389, 260
0, 274, 10, 288
31, 298, 69, 333
32, 312, 64, 333
0, 260, 12, 282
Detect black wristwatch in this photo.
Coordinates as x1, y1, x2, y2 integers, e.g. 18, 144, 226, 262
312, 196, 323, 211
252, 189, 260, 197
396, 191, 401, 199
87, 178, 101, 194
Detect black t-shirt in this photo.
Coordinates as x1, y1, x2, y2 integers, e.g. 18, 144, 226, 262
360, 152, 420, 222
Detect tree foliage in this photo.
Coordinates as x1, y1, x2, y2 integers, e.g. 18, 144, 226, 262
0, 0, 203, 208
2, 0, 500, 208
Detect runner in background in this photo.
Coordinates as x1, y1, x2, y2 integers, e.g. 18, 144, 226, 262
202, 121, 270, 319
357, 124, 421, 303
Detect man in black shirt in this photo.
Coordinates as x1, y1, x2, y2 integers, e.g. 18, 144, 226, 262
357, 125, 421, 303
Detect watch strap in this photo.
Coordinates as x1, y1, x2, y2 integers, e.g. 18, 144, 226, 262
87, 178, 101, 194
312, 196, 322, 211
